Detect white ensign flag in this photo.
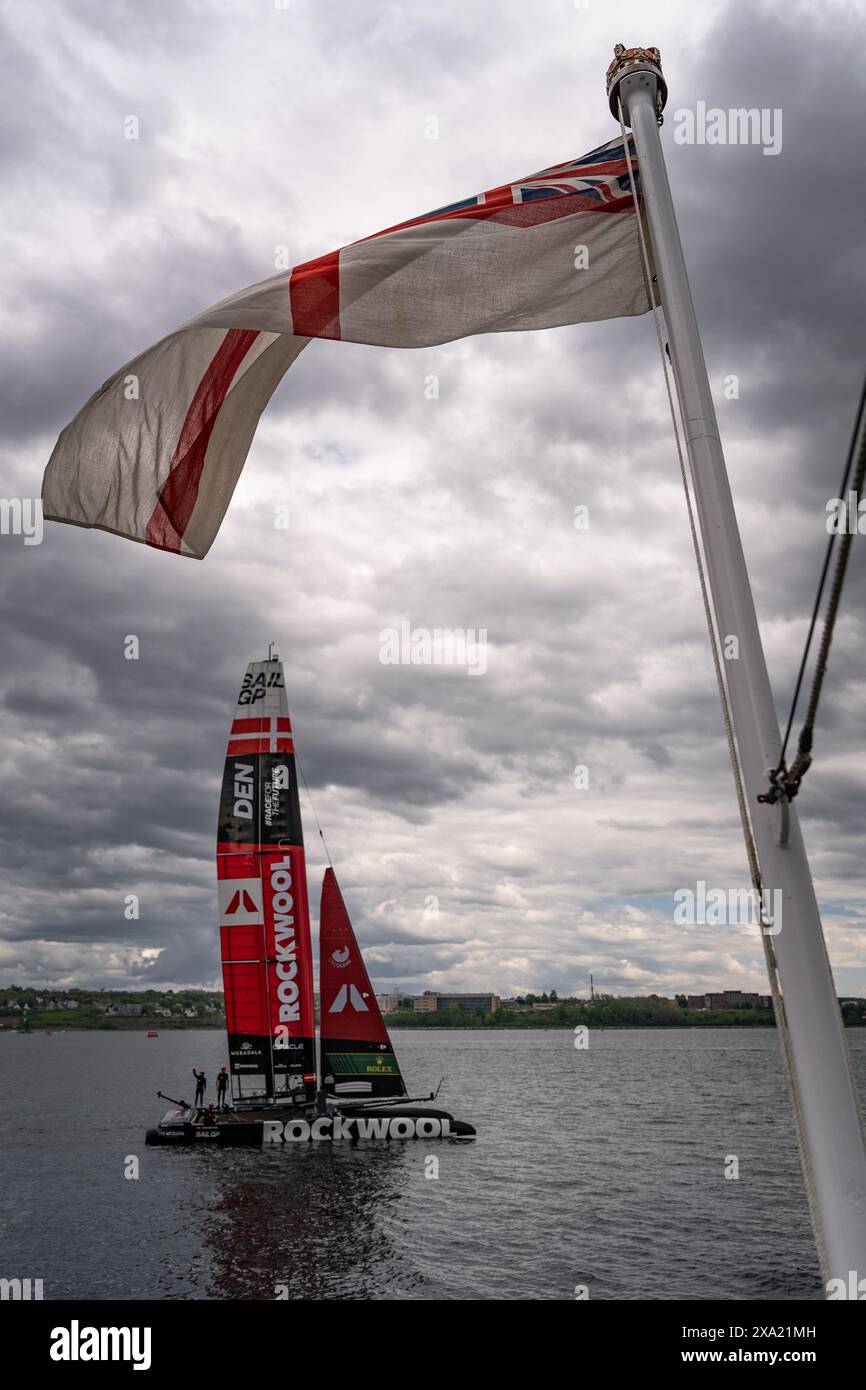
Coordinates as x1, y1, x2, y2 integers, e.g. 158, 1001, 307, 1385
43, 136, 652, 559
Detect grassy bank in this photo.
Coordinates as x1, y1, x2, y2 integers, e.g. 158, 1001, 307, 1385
12, 1009, 226, 1031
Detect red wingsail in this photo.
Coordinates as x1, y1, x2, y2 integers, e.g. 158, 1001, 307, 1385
319, 868, 406, 1097
216, 657, 316, 1102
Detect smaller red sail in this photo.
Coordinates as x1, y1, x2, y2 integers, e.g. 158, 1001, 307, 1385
319, 868, 406, 1097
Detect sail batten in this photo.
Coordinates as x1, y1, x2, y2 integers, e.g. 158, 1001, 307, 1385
216, 659, 316, 1101
319, 868, 406, 1098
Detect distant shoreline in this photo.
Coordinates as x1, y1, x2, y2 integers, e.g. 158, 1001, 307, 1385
3, 989, 864, 1034
7, 1015, 865, 1032
4, 1018, 225, 1032
384, 1016, 864, 1030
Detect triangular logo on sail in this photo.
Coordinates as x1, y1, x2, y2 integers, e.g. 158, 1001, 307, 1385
328, 983, 370, 1014
224, 888, 260, 917
218, 878, 262, 924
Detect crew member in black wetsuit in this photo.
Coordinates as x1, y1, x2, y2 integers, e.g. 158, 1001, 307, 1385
216, 1066, 229, 1110
193, 1068, 206, 1107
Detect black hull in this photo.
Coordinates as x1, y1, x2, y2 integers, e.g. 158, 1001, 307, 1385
146, 1102, 475, 1146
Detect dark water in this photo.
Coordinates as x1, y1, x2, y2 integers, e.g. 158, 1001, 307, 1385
3, 1027, 861, 1300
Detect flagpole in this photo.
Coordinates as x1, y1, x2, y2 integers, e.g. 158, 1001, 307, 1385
606, 45, 866, 1289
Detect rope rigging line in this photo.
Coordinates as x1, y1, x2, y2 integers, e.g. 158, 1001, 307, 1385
766, 371, 866, 803
272, 650, 335, 869
295, 752, 334, 870
617, 100, 831, 1282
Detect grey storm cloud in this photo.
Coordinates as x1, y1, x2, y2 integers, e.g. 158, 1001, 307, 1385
1, 0, 865, 999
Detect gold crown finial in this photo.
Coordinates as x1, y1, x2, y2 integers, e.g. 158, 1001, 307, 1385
606, 45, 667, 124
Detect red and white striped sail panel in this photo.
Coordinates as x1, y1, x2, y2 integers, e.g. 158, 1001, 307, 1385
216, 657, 316, 1099
319, 868, 405, 1097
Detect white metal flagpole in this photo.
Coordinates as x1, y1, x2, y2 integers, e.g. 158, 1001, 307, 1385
605, 45, 866, 1291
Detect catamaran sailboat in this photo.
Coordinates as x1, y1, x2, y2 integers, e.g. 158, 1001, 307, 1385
146, 653, 475, 1146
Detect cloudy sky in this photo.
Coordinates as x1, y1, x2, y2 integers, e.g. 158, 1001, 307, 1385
2, 0, 865, 1001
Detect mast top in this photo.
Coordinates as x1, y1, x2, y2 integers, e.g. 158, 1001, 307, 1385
606, 44, 667, 123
